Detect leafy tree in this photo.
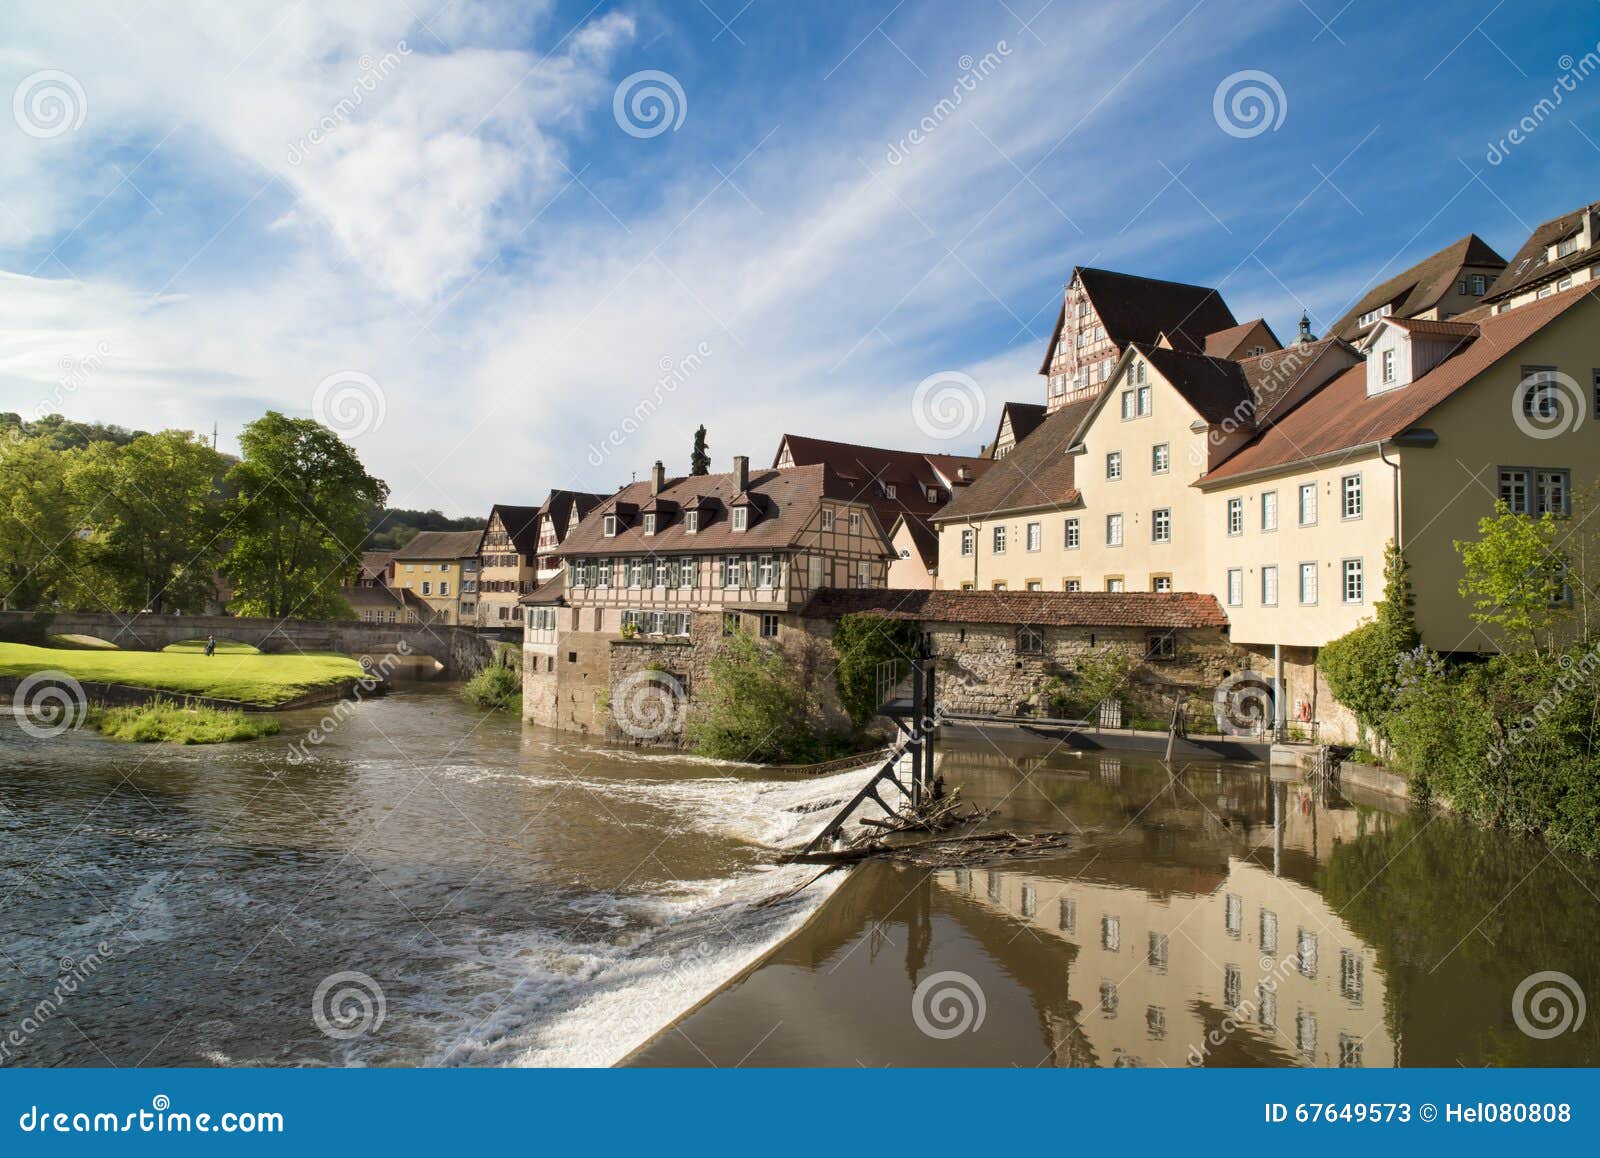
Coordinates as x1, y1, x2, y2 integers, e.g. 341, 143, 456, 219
832, 613, 922, 730
365, 507, 485, 552
67, 431, 228, 613
1319, 541, 1418, 742
223, 413, 388, 619
690, 425, 710, 476
17, 412, 147, 451
687, 629, 824, 762
1457, 502, 1569, 656
0, 436, 84, 610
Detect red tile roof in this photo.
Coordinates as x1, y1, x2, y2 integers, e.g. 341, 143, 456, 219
773, 434, 992, 527
933, 393, 1098, 522
1329, 233, 1507, 340
799, 587, 1229, 629
393, 529, 486, 560
1484, 201, 1599, 303
1038, 267, 1239, 372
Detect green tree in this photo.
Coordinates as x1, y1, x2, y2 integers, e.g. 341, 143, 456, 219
686, 629, 823, 762
690, 425, 710, 476
223, 413, 388, 619
0, 436, 84, 610
68, 430, 228, 613
1457, 501, 1569, 656
1319, 541, 1419, 742
832, 614, 922, 730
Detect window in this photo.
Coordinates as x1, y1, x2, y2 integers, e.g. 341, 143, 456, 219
421, 581, 432, 595
1121, 390, 1136, 420
1152, 508, 1171, 542
1558, 233, 1581, 257
597, 560, 612, 588
1020, 884, 1036, 917
882, 483, 896, 500
603, 514, 618, 537
685, 510, 699, 534
1297, 929, 1318, 978
820, 507, 834, 532
1150, 575, 1173, 593
732, 506, 748, 532
1261, 565, 1278, 606
1138, 385, 1152, 416
722, 555, 741, 588
1342, 558, 1363, 603
1512, 467, 1573, 515
1500, 467, 1531, 513
757, 556, 775, 588
1381, 348, 1395, 384
1147, 1006, 1167, 1040
1064, 579, 1081, 592
992, 525, 1006, 554
1148, 932, 1169, 972
1225, 893, 1243, 937
1520, 367, 1561, 421
1151, 443, 1170, 473
1338, 1035, 1363, 1069
1099, 981, 1118, 1017
1224, 965, 1242, 1010
1059, 898, 1077, 933
1101, 915, 1120, 952
1260, 490, 1278, 531
1026, 521, 1041, 551
722, 612, 739, 637
654, 558, 670, 587
1227, 497, 1243, 535
1341, 474, 1362, 519
1064, 518, 1080, 549
1469, 273, 1488, 295
760, 613, 779, 639
1106, 451, 1122, 480
991, 581, 1007, 591
1227, 568, 1243, 606
1298, 482, 1317, 526
1340, 950, 1364, 1004
848, 511, 862, 534
679, 557, 696, 587
960, 529, 974, 556
1146, 631, 1175, 659
643, 513, 656, 535
439, 580, 450, 596
1025, 580, 1042, 591
1105, 577, 1125, 593
1105, 513, 1123, 546
857, 560, 871, 587
1299, 562, 1318, 604
1017, 626, 1044, 655
1260, 910, 1278, 956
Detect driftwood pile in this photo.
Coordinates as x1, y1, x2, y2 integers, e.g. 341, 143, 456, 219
782, 828, 1072, 867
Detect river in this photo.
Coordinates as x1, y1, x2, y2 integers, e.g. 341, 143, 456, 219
3, 687, 1597, 1067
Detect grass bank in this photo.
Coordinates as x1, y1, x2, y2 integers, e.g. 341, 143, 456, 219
93, 700, 282, 744
0, 641, 365, 705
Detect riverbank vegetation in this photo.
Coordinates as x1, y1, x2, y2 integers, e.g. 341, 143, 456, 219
688, 629, 858, 764
0, 642, 365, 705
93, 700, 281, 744
1322, 501, 1600, 856
461, 663, 521, 711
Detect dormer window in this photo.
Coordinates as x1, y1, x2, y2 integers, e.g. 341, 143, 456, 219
926, 486, 940, 503
603, 514, 618, 537
732, 507, 748, 532
643, 513, 656, 535
1358, 303, 1393, 328
1557, 234, 1582, 258
685, 510, 699, 534
882, 483, 896, 500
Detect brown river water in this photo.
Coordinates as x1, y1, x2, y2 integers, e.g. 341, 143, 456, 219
3, 685, 1597, 1067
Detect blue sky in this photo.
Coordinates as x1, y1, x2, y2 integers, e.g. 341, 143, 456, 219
2, 0, 1598, 514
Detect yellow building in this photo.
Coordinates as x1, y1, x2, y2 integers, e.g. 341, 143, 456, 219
391, 529, 485, 625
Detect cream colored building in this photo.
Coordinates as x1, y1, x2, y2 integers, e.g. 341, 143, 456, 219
391, 529, 484, 625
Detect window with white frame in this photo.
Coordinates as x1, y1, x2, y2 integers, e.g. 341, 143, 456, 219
643, 513, 656, 535
993, 525, 1006, 553
1151, 575, 1172, 593
960, 528, 974, 556
760, 613, 779, 639
1121, 391, 1136, 420
856, 560, 871, 587
629, 558, 645, 587
757, 556, 775, 588
654, 558, 670, 587
1106, 451, 1122, 480
1026, 521, 1041, 551
685, 510, 699, 534
1064, 578, 1082, 592
848, 510, 862, 534
1152, 443, 1170, 473
1105, 577, 1125, 592
1381, 348, 1396, 385
820, 507, 834, 532
1261, 565, 1278, 606
421, 581, 432, 595
722, 555, 741, 588
1261, 490, 1278, 531
439, 580, 450, 596
1299, 561, 1317, 604
1227, 568, 1243, 606
1342, 558, 1364, 603
1065, 518, 1080, 549
679, 557, 696, 587
597, 560, 612, 588
732, 506, 748, 532
882, 483, 896, 500
603, 513, 618, 537
1152, 508, 1171, 542
1138, 385, 1152, 416
1106, 513, 1124, 546
1298, 482, 1317, 526
1537, 468, 1570, 515
1341, 474, 1362, 519
1227, 497, 1243, 535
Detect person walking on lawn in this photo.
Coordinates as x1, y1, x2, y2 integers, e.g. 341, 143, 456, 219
204, 634, 216, 657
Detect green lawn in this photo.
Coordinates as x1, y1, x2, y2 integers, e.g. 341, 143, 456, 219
0, 642, 365, 705
162, 639, 261, 654
94, 701, 282, 744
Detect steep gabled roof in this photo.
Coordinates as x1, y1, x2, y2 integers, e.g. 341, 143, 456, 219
889, 513, 939, 566
393, 528, 486, 560
990, 401, 1048, 454
539, 489, 607, 541
799, 587, 1229, 629
1329, 233, 1506, 340
1137, 345, 1255, 425
1484, 201, 1600, 303
357, 550, 394, 583
487, 503, 542, 555
1203, 318, 1282, 359
1039, 267, 1239, 372
1234, 336, 1360, 425
933, 394, 1098, 522
1201, 281, 1596, 485
772, 433, 992, 524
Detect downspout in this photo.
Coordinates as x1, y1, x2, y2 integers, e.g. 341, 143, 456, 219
1376, 439, 1402, 550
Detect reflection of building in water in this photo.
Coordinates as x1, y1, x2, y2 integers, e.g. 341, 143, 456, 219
940, 778, 1393, 1068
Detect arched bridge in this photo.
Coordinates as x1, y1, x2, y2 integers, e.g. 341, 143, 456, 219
2, 611, 501, 677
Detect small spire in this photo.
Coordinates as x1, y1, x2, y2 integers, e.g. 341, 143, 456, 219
1296, 312, 1315, 344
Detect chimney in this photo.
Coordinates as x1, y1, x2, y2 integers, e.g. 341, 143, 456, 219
732, 454, 749, 492
651, 460, 665, 495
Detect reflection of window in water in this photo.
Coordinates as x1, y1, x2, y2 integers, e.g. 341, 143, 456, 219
1020, 883, 1036, 918
987, 870, 1002, 902
1224, 964, 1242, 1009
1260, 909, 1278, 955
1225, 893, 1242, 938
954, 868, 971, 892
1147, 932, 1168, 972
1338, 1034, 1363, 1068
1297, 929, 1318, 978
1297, 1010, 1317, 1060
1257, 984, 1277, 1030
1146, 1006, 1166, 1040
1340, 950, 1363, 1004
1059, 898, 1077, 934
1099, 981, 1118, 1016
1098, 758, 1122, 782
1101, 915, 1120, 952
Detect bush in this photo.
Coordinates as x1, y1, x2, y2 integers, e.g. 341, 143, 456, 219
832, 614, 921, 730
462, 664, 521, 711
1067, 649, 1134, 716
686, 629, 829, 763
1319, 541, 1418, 744
93, 699, 280, 744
